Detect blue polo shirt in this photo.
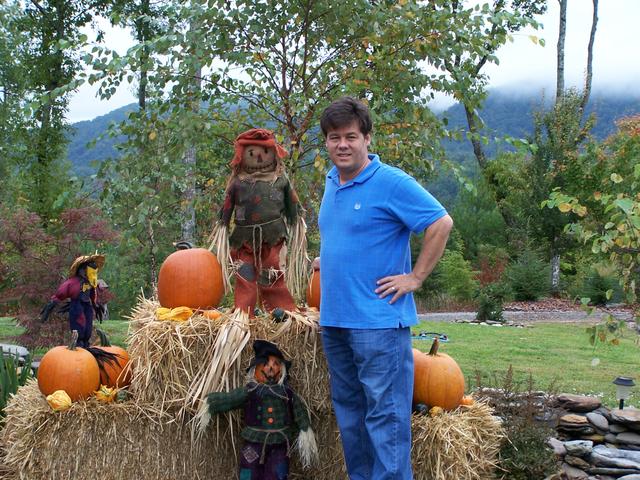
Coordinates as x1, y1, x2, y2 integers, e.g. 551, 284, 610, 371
318, 154, 447, 328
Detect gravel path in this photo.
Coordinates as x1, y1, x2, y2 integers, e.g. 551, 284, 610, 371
417, 310, 635, 324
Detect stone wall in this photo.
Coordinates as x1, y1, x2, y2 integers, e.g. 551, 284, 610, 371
549, 394, 640, 480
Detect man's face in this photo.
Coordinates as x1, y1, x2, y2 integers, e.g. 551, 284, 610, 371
325, 120, 371, 181
241, 145, 276, 173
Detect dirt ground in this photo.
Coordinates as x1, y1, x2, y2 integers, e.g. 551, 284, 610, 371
419, 298, 637, 324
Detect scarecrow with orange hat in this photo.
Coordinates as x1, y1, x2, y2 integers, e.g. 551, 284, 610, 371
39, 253, 107, 348
211, 128, 307, 316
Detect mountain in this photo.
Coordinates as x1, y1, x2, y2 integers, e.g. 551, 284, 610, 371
439, 92, 640, 159
66, 91, 640, 175
66, 103, 137, 177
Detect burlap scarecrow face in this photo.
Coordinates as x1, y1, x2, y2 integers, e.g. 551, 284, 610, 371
241, 145, 277, 174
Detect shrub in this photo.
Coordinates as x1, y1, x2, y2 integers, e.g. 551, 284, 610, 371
1, 353, 33, 419
472, 367, 559, 480
504, 250, 550, 301
475, 245, 510, 287
580, 263, 624, 306
499, 420, 558, 480
475, 282, 509, 322
436, 250, 479, 302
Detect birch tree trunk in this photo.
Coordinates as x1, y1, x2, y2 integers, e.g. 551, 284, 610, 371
579, 0, 599, 115
556, 0, 567, 101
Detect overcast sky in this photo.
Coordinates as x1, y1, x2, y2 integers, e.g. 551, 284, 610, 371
67, 1, 640, 122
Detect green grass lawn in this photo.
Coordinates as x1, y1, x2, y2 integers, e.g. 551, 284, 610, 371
412, 321, 639, 407
1, 316, 637, 406
0, 317, 130, 355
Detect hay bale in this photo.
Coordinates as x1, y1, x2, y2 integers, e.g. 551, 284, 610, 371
0, 380, 236, 480
0, 298, 502, 480
411, 401, 504, 480
127, 298, 330, 419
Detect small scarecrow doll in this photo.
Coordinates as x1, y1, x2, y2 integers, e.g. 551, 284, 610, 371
210, 128, 308, 316
40, 253, 106, 348
203, 340, 317, 480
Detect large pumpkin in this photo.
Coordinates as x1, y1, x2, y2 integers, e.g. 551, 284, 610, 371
157, 246, 224, 308
412, 338, 465, 410
95, 329, 131, 388
37, 330, 100, 401
306, 269, 320, 309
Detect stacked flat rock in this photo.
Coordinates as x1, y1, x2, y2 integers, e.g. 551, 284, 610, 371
550, 395, 640, 479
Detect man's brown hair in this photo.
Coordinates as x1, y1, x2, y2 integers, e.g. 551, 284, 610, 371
320, 97, 373, 136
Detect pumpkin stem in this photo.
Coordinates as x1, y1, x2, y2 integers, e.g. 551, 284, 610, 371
428, 337, 440, 356
96, 328, 112, 347
68, 330, 79, 350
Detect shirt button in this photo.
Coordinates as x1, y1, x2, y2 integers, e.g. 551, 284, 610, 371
268, 418, 274, 424
267, 407, 273, 413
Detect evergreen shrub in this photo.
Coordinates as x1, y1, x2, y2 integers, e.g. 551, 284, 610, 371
504, 250, 550, 301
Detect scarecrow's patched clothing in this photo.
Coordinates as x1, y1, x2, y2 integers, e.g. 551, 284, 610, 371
221, 176, 299, 249
207, 381, 311, 446
51, 276, 96, 347
220, 176, 300, 313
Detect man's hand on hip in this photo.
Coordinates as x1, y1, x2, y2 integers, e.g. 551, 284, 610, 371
375, 273, 422, 304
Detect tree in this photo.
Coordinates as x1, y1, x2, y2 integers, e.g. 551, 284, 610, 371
0, 205, 118, 348
434, 0, 546, 172
15, 0, 112, 220
545, 115, 640, 307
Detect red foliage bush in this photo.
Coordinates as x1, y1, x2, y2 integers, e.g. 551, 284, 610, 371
0, 205, 118, 348
475, 249, 510, 287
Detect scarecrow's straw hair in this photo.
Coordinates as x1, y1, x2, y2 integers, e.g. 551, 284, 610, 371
0, 380, 235, 480
207, 222, 232, 293
411, 401, 504, 480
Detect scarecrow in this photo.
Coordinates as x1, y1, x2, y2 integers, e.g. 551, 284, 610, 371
203, 340, 317, 480
39, 253, 107, 348
211, 128, 307, 316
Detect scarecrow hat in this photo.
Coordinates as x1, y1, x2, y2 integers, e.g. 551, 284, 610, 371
231, 128, 288, 168
69, 253, 105, 277
248, 339, 292, 371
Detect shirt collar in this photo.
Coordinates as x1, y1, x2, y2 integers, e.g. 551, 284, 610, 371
327, 154, 381, 186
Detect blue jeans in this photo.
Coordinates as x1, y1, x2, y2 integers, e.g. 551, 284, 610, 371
322, 326, 414, 480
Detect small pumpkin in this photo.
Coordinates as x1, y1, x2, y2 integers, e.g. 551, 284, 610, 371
201, 309, 222, 320
157, 245, 224, 309
460, 394, 475, 406
306, 269, 321, 309
46, 390, 72, 411
412, 338, 465, 411
95, 329, 131, 388
95, 384, 118, 403
38, 330, 100, 401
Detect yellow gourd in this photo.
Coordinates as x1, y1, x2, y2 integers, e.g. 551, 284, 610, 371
95, 385, 117, 403
156, 306, 193, 321
47, 390, 72, 411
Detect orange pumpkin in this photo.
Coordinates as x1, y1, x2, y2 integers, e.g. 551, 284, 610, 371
412, 338, 465, 411
201, 309, 222, 320
95, 329, 131, 388
37, 330, 100, 401
306, 269, 320, 309
254, 355, 283, 384
460, 394, 475, 406
157, 247, 224, 308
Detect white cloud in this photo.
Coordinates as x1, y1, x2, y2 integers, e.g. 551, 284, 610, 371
68, 2, 640, 121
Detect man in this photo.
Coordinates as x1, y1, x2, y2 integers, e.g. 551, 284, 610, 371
317, 97, 453, 480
